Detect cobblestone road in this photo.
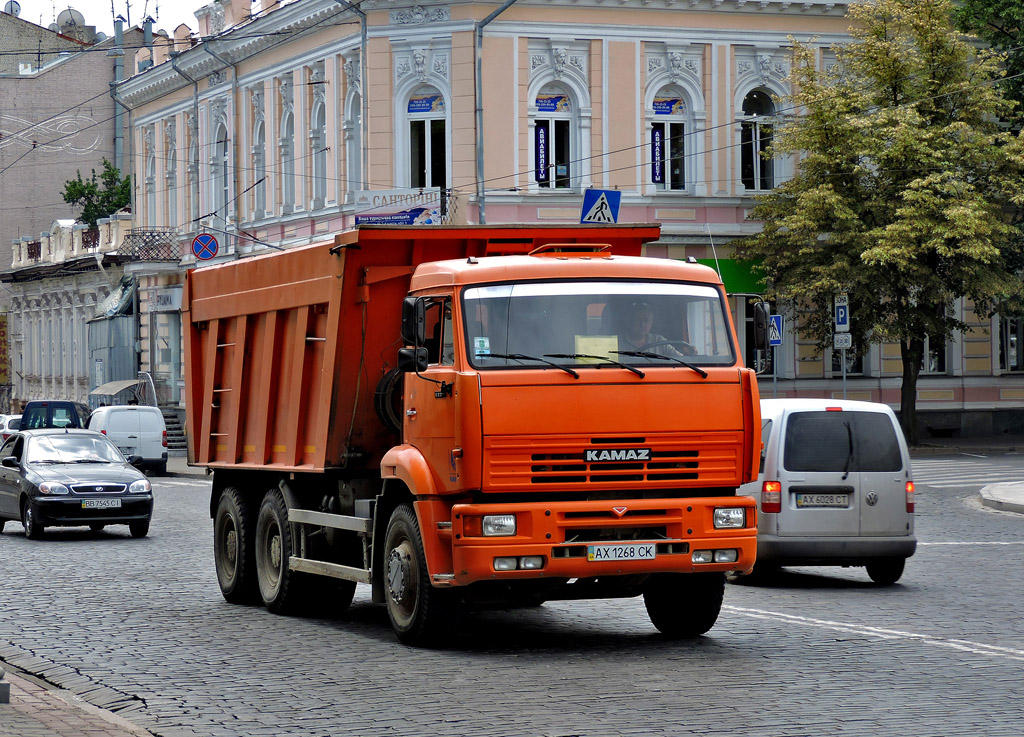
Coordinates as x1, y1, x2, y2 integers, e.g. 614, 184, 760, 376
1, 462, 1023, 737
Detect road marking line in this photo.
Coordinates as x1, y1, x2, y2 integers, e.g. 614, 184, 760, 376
724, 605, 1024, 662
918, 541, 1024, 545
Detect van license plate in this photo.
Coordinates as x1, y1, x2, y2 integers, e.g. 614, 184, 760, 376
795, 493, 849, 508
82, 498, 121, 509
587, 543, 656, 562
118, 447, 133, 456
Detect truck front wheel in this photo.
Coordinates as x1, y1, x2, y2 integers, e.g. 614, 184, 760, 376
383, 504, 453, 646
214, 487, 258, 603
643, 572, 725, 638
255, 488, 309, 614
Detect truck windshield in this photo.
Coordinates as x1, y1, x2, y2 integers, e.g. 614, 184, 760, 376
463, 281, 735, 370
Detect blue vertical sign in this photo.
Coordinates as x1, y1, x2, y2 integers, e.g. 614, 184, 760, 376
535, 123, 548, 183
651, 127, 664, 184
768, 314, 783, 346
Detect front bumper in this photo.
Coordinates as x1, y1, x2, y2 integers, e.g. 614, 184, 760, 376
448, 496, 757, 585
31, 495, 154, 527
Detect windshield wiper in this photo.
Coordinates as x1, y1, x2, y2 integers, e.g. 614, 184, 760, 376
481, 352, 579, 378
72, 459, 108, 464
544, 354, 645, 378
613, 350, 709, 379
31, 459, 63, 464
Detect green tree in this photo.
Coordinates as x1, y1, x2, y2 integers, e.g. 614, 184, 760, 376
955, 0, 1024, 118
734, 0, 1024, 445
62, 158, 132, 228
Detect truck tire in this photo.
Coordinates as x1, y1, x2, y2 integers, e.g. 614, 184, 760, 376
643, 572, 725, 638
255, 488, 310, 614
214, 487, 259, 603
383, 504, 453, 646
865, 557, 905, 585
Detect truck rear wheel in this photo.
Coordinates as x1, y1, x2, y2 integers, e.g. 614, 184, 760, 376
383, 504, 453, 646
643, 572, 725, 638
255, 488, 310, 614
214, 487, 258, 603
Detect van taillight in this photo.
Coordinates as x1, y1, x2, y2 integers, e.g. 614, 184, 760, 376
762, 480, 782, 513
906, 481, 914, 513
100, 430, 106, 435
162, 430, 168, 448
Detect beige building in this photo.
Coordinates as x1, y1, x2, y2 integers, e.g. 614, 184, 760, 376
114, 0, 1024, 437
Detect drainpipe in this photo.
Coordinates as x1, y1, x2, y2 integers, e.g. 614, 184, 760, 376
108, 17, 126, 171
170, 53, 201, 232
475, 0, 520, 224
334, 0, 368, 191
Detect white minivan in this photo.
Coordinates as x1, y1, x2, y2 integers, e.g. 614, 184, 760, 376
739, 398, 916, 584
87, 405, 168, 476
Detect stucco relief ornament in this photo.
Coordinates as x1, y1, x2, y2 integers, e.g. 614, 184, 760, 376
251, 87, 264, 123
413, 49, 427, 81
165, 118, 176, 146
209, 69, 225, 86
531, 54, 547, 72
211, 98, 227, 126
552, 47, 568, 79
669, 51, 685, 81
390, 4, 450, 24
143, 125, 155, 152
344, 59, 360, 92
208, 3, 225, 33
433, 55, 448, 80
569, 55, 585, 75
758, 54, 773, 83
738, 60, 753, 75
648, 57, 663, 74
280, 78, 293, 114
395, 58, 411, 82
311, 65, 326, 104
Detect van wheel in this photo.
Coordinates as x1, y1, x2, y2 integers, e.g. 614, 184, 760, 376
154, 461, 167, 477
21, 501, 43, 539
643, 572, 725, 638
383, 504, 453, 646
214, 487, 259, 603
866, 557, 905, 585
255, 488, 311, 614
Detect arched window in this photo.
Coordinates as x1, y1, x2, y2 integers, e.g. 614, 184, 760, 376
187, 134, 199, 231
165, 144, 177, 228
533, 83, 574, 189
146, 152, 157, 226
741, 90, 775, 191
253, 120, 266, 218
407, 85, 446, 188
280, 110, 295, 212
345, 92, 362, 194
651, 85, 687, 191
310, 101, 327, 208
213, 123, 230, 222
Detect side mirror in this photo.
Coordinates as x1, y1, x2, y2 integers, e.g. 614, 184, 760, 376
401, 297, 426, 346
1, 456, 18, 469
753, 302, 769, 352
397, 347, 429, 373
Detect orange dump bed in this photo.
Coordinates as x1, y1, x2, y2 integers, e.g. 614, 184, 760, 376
183, 224, 660, 472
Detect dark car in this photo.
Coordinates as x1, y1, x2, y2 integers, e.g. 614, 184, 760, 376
0, 429, 153, 539
20, 400, 90, 430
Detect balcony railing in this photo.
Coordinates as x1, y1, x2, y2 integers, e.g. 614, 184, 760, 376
26, 241, 40, 260
118, 228, 179, 261
82, 229, 100, 250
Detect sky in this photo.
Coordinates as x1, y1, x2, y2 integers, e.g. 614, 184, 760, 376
10, 0, 209, 37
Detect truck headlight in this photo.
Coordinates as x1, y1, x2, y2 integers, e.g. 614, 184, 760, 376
483, 514, 516, 536
713, 507, 746, 529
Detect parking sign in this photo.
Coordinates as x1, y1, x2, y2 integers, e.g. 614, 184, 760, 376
835, 293, 849, 333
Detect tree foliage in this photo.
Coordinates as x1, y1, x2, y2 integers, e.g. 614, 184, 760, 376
62, 159, 132, 228
734, 0, 1024, 444
955, 0, 1024, 118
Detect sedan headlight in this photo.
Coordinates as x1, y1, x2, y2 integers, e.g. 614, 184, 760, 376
129, 478, 152, 493
39, 481, 69, 495
713, 507, 746, 529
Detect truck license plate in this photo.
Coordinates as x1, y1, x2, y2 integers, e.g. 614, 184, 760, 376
795, 493, 849, 508
587, 543, 656, 562
82, 498, 121, 509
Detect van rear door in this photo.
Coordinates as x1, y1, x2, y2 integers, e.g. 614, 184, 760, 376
777, 409, 859, 537
108, 409, 142, 458
855, 411, 910, 537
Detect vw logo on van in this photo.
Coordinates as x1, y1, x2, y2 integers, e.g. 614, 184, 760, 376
865, 492, 879, 506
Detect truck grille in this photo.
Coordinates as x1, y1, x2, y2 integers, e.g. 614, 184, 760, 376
483, 433, 743, 491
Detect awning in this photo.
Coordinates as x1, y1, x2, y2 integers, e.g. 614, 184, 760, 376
89, 379, 141, 396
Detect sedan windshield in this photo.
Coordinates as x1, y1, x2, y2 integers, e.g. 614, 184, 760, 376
27, 435, 125, 465
464, 281, 735, 369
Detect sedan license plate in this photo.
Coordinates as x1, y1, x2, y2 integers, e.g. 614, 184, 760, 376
795, 493, 849, 508
587, 542, 656, 562
82, 498, 121, 509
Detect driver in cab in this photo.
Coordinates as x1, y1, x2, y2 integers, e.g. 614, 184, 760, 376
618, 300, 695, 357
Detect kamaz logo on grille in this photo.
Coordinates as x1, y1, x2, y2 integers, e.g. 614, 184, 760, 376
585, 448, 651, 462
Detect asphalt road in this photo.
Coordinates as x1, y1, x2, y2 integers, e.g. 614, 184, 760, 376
1, 455, 1023, 737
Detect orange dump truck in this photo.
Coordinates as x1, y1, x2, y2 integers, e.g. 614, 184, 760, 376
184, 224, 764, 645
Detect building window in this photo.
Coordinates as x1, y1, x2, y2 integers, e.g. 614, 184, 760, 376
165, 145, 177, 229
921, 336, 947, 374
346, 92, 362, 194
831, 346, 863, 376
146, 152, 157, 226
280, 110, 295, 212
534, 84, 574, 189
407, 85, 446, 188
741, 90, 775, 191
651, 85, 687, 191
213, 123, 230, 223
1000, 317, 1024, 372
253, 120, 266, 218
311, 101, 327, 208
188, 136, 199, 231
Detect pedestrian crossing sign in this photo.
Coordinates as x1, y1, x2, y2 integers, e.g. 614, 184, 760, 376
769, 314, 783, 346
580, 189, 621, 224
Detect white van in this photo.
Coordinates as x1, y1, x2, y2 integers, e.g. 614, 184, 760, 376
87, 405, 168, 475
739, 398, 916, 584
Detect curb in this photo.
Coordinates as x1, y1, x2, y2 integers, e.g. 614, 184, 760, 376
910, 445, 1023, 457
979, 483, 1024, 515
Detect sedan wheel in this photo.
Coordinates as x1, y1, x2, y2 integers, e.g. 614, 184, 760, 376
21, 501, 43, 540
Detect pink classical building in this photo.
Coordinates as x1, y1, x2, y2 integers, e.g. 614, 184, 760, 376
117, 0, 1024, 437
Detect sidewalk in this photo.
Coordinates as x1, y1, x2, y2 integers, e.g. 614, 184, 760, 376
909, 434, 1024, 515
0, 664, 152, 737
